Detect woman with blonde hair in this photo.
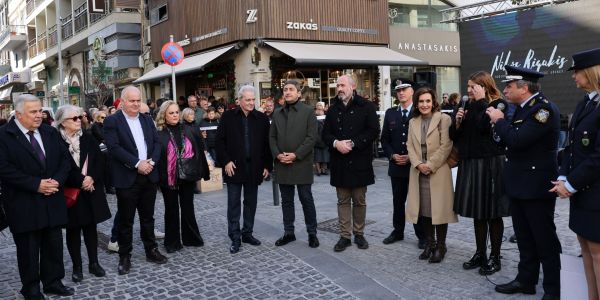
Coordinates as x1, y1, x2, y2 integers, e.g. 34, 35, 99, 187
56, 105, 111, 282
406, 87, 456, 263
451, 71, 509, 275
551, 48, 600, 300
155, 101, 210, 253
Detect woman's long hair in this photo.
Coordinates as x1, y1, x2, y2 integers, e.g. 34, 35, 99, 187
469, 71, 503, 102
582, 65, 600, 95
155, 100, 179, 131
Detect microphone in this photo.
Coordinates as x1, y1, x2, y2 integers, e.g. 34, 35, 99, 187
457, 96, 469, 122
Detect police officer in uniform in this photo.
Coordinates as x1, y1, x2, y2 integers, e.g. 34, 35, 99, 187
380, 80, 425, 248
486, 66, 561, 300
551, 47, 600, 299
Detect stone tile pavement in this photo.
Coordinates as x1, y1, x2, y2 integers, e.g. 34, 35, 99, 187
0, 159, 581, 299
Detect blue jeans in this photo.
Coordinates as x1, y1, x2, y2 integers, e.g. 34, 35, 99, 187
279, 184, 317, 235
226, 183, 258, 241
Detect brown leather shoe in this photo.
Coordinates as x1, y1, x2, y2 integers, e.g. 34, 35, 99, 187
146, 248, 168, 264
429, 243, 447, 263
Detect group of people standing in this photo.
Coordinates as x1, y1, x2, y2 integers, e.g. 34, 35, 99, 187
1, 47, 599, 300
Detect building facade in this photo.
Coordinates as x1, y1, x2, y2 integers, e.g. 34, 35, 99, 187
137, 0, 426, 110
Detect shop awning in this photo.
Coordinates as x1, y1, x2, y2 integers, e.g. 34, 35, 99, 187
134, 45, 235, 84
265, 41, 427, 66
0, 86, 13, 101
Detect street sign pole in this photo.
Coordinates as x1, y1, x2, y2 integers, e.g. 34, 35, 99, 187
170, 35, 176, 102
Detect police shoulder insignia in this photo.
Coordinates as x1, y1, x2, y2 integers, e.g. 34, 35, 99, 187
534, 109, 550, 123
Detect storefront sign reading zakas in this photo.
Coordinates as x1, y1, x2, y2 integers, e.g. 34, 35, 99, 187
286, 19, 377, 35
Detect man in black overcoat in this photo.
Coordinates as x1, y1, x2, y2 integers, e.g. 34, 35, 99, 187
0, 94, 73, 300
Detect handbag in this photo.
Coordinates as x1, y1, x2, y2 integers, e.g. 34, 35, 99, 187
65, 155, 88, 209
437, 120, 460, 168
169, 128, 202, 182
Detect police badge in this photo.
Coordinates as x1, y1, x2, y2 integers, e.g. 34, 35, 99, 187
534, 109, 550, 123
582, 131, 590, 146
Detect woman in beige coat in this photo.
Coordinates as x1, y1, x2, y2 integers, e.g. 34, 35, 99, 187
406, 87, 458, 263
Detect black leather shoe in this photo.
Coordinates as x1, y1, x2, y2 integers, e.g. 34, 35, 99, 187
184, 234, 204, 247
165, 244, 183, 253
541, 293, 560, 300
382, 232, 404, 244
242, 235, 262, 246
354, 235, 369, 249
418, 239, 427, 249
334, 237, 352, 252
23, 293, 46, 300
479, 255, 501, 275
509, 234, 517, 243
229, 240, 241, 254
88, 263, 105, 277
419, 241, 435, 260
463, 251, 486, 270
146, 248, 168, 264
71, 265, 83, 283
495, 280, 536, 295
118, 255, 131, 275
275, 233, 296, 246
43, 283, 74, 296
308, 234, 319, 248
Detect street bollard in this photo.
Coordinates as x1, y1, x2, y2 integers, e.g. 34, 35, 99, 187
272, 170, 280, 206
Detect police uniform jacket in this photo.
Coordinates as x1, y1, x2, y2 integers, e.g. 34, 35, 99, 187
494, 92, 560, 200
559, 92, 600, 242
381, 106, 413, 178
322, 95, 380, 188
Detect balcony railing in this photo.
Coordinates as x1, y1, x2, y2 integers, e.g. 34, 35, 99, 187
47, 24, 57, 47
37, 31, 47, 53
61, 14, 73, 40
28, 37, 37, 59
74, 2, 88, 33
26, 0, 35, 16
0, 25, 28, 44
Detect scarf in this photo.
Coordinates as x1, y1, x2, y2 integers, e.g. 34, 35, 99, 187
60, 128, 83, 167
166, 134, 195, 187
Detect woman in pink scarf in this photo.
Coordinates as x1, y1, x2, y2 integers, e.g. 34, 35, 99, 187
155, 100, 210, 253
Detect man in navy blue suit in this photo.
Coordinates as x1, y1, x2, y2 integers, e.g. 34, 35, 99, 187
104, 86, 167, 275
0, 94, 73, 300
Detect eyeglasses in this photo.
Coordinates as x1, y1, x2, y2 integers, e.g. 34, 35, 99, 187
70, 116, 84, 122
99, 116, 106, 120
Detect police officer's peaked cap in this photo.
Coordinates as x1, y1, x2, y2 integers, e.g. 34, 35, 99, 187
568, 48, 600, 71
502, 65, 545, 83
394, 79, 415, 90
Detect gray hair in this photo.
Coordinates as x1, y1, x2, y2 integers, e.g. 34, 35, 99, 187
237, 85, 256, 99
121, 85, 141, 100
284, 80, 302, 92
337, 75, 356, 86
13, 94, 41, 113
181, 108, 195, 121
55, 104, 83, 129
515, 80, 541, 94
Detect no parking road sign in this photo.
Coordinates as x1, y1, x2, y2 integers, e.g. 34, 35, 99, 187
161, 42, 184, 66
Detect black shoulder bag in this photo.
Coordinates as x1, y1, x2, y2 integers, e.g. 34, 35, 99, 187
168, 128, 202, 182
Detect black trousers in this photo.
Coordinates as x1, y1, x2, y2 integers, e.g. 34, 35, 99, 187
511, 197, 561, 295
279, 184, 318, 235
161, 182, 202, 248
226, 182, 258, 241
66, 224, 99, 268
116, 174, 158, 257
391, 177, 424, 240
13, 227, 65, 298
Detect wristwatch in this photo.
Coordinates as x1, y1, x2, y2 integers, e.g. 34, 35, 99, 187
149, 160, 155, 166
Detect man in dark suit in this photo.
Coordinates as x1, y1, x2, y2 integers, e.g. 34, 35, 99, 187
381, 80, 425, 248
322, 75, 380, 252
104, 85, 167, 275
0, 94, 74, 300
487, 66, 561, 300
216, 85, 272, 254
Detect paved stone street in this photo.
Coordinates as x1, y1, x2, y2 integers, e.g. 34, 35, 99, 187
0, 160, 580, 299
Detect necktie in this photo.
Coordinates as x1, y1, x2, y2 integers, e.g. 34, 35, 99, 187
401, 109, 408, 122
27, 131, 46, 165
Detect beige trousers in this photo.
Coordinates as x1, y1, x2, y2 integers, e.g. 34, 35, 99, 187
336, 187, 367, 239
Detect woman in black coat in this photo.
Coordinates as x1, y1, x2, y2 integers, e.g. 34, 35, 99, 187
551, 48, 600, 299
450, 71, 509, 275
155, 101, 210, 253
57, 105, 111, 283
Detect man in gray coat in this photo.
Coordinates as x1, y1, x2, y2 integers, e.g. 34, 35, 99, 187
269, 80, 319, 248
